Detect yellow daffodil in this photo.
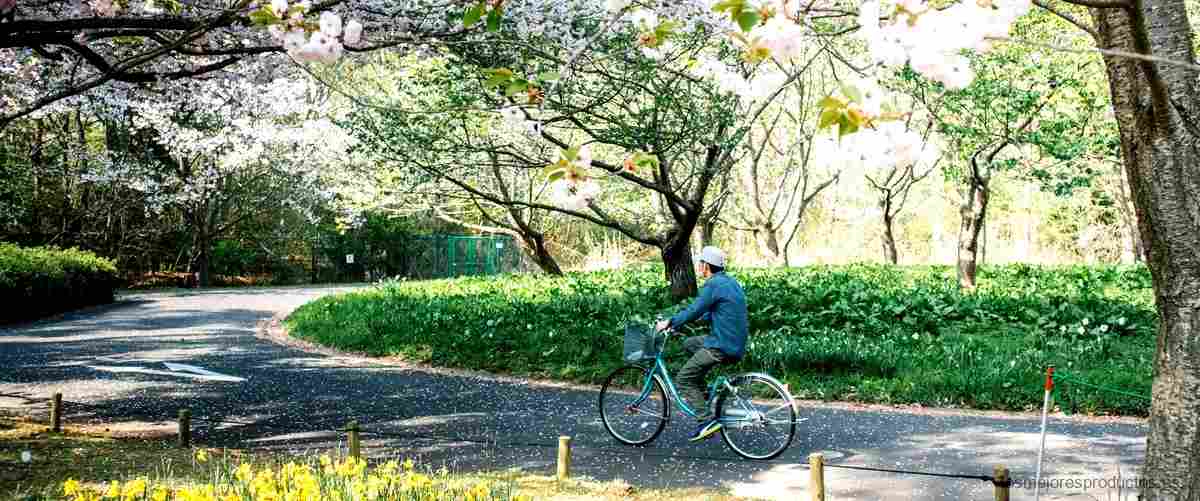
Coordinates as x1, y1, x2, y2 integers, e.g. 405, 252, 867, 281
235, 463, 253, 483
121, 478, 147, 500
63, 478, 81, 496
105, 481, 120, 498
151, 486, 169, 501
194, 448, 209, 463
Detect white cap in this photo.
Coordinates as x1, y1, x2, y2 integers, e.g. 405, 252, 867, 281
697, 246, 726, 268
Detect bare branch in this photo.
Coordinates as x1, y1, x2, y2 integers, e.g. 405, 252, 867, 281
987, 35, 1200, 71
1054, 0, 1130, 9
1032, 0, 1099, 38
2, 6, 248, 128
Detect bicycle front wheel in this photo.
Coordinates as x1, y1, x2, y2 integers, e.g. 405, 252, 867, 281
716, 373, 797, 460
599, 364, 669, 446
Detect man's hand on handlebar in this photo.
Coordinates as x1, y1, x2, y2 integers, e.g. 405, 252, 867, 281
655, 318, 672, 333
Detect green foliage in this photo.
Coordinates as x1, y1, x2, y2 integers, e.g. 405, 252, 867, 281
0, 243, 119, 324
463, 3, 484, 27
288, 263, 1156, 416
890, 9, 1113, 189
712, 0, 762, 32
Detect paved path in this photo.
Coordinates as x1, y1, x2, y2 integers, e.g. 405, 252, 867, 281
0, 286, 1147, 500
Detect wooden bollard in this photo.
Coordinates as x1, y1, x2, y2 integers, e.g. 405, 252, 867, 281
809, 453, 826, 501
178, 409, 191, 448
347, 421, 361, 459
50, 393, 62, 433
993, 465, 1010, 501
557, 436, 572, 481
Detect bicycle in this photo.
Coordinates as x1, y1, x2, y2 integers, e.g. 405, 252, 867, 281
598, 321, 799, 460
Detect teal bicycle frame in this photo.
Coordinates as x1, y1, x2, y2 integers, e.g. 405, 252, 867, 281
634, 332, 741, 421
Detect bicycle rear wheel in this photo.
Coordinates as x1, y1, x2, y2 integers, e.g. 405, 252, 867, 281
716, 373, 797, 460
599, 364, 669, 446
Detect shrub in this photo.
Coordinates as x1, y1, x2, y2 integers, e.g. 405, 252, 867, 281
0, 243, 119, 324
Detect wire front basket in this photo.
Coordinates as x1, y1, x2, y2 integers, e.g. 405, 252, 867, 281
623, 322, 664, 363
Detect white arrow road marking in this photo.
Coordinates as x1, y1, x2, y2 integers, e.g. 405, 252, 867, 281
86, 363, 244, 382
163, 362, 245, 382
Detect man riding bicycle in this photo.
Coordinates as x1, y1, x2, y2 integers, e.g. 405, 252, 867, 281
656, 246, 748, 442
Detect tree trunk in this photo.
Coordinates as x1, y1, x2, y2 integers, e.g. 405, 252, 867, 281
754, 223, 782, 262
980, 218, 987, 266
956, 177, 989, 290
881, 212, 899, 265
661, 239, 698, 300
522, 233, 563, 275
1091, 2, 1200, 499
29, 119, 43, 236
196, 229, 212, 287
700, 219, 716, 248
1115, 165, 1147, 262
310, 237, 319, 284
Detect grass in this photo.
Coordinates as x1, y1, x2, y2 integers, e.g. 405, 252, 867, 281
285, 263, 1157, 416
0, 417, 753, 500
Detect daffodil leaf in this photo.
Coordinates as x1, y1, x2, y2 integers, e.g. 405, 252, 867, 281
486, 7, 503, 32
463, 3, 484, 27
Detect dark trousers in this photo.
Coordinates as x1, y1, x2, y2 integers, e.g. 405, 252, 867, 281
676, 336, 731, 421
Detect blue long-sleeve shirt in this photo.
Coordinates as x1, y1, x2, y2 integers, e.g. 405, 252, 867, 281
668, 272, 748, 360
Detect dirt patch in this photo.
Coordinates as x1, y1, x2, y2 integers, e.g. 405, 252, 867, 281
0, 417, 208, 495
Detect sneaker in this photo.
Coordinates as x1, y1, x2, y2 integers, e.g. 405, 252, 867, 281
688, 418, 723, 442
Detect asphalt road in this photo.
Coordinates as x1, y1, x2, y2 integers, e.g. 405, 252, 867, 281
0, 286, 1147, 500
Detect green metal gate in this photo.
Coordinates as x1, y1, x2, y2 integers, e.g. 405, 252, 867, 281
395, 234, 523, 279
315, 233, 523, 282
443, 234, 519, 277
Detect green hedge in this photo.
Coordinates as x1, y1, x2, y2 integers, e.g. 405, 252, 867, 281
0, 243, 119, 324
287, 264, 1158, 415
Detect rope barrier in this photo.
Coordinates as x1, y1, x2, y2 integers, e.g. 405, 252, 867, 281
359, 427, 768, 464
58, 398, 106, 411
823, 462, 997, 482
1053, 371, 1151, 401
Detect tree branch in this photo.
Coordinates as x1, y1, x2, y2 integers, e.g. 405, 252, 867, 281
1, 3, 251, 129
1055, 0, 1130, 8
1032, 0, 1099, 38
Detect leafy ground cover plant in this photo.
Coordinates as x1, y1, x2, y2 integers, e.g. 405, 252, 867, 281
287, 264, 1155, 416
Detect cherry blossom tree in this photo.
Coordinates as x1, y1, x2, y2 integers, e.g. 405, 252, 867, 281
341, 4, 829, 299
0, 0, 451, 128
97, 76, 352, 285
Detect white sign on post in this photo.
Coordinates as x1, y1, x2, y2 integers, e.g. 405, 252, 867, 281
346, 254, 355, 264
496, 242, 504, 249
